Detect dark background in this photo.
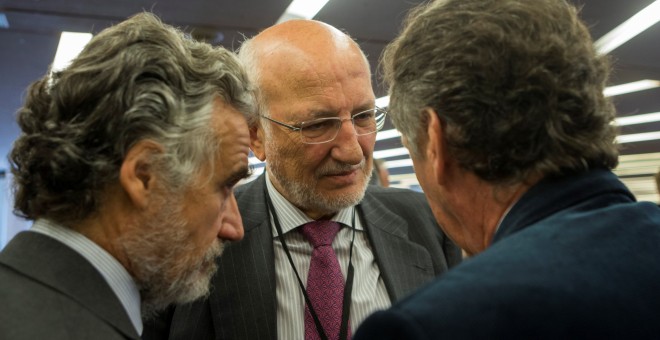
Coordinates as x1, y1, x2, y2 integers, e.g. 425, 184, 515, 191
1, 0, 659, 200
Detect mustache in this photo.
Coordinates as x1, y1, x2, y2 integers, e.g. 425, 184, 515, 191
317, 159, 366, 176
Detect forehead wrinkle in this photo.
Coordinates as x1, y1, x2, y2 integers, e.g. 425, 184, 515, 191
258, 49, 343, 116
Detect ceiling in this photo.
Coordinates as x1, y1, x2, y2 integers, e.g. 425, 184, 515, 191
1, 0, 659, 201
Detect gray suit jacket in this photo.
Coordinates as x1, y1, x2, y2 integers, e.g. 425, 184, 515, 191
0, 231, 140, 340
144, 174, 461, 339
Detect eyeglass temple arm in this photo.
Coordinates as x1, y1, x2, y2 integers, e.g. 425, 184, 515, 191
261, 115, 301, 131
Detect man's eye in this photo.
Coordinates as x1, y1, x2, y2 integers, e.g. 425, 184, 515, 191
304, 120, 334, 132
354, 111, 375, 121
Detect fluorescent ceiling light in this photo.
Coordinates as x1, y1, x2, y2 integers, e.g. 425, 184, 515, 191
595, 0, 660, 54
276, 0, 330, 24
619, 152, 660, 162
374, 147, 409, 159
604, 80, 660, 97
376, 129, 401, 141
617, 131, 660, 144
386, 158, 414, 169
615, 112, 660, 126
52, 32, 93, 73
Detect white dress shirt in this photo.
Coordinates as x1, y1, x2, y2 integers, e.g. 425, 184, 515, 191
265, 173, 391, 339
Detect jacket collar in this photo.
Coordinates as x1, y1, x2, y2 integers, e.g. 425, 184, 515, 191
0, 232, 140, 339
494, 169, 634, 243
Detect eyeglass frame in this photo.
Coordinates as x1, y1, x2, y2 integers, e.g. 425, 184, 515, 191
259, 107, 388, 144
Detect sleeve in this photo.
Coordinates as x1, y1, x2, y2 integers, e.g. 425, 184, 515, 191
354, 309, 430, 340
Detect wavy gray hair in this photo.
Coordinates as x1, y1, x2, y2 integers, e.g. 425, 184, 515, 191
10, 12, 254, 223
382, 0, 618, 185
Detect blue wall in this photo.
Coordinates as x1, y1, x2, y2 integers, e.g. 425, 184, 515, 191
0, 173, 31, 249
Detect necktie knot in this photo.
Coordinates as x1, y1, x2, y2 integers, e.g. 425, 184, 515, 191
300, 220, 342, 247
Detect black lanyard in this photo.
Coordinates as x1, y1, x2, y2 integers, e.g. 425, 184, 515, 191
264, 186, 356, 340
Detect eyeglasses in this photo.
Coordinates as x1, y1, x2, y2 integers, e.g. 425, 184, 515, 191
259, 107, 388, 144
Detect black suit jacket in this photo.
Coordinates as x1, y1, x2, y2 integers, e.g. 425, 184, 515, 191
0, 231, 140, 340
354, 169, 660, 339
145, 174, 461, 339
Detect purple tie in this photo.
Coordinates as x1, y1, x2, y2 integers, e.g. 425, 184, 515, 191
299, 220, 350, 340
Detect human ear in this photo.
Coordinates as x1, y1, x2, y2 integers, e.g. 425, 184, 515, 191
119, 140, 164, 209
250, 125, 267, 161
424, 108, 449, 185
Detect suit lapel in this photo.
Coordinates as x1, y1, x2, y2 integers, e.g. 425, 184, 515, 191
359, 192, 436, 302
0, 232, 140, 339
204, 176, 436, 337
208, 175, 278, 339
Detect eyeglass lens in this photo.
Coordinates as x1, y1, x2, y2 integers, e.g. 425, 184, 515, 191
300, 108, 386, 143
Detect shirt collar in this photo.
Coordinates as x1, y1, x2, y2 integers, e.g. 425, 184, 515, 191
494, 195, 522, 235
31, 219, 143, 335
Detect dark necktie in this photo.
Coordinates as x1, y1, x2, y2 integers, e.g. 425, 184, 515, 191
299, 220, 350, 340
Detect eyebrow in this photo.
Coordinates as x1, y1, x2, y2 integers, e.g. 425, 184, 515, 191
305, 110, 335, 120
304, 105, 377, 120
227, 165, 251, 187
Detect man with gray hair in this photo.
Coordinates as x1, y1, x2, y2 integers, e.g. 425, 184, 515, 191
0, 12, 253, 339
355, 0, 660, 338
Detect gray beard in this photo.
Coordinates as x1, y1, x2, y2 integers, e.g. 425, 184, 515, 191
118, 193, 224, 319
267, 156, 372, 215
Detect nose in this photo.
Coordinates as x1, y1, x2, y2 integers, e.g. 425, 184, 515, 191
217, 193, 244, 241
330, 117, 365, 165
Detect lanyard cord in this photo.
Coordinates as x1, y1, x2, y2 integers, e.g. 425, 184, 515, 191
264, 186, 355, 340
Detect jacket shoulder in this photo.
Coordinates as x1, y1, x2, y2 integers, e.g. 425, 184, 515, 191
365, 186, 432, 217
0, 263, 129, 340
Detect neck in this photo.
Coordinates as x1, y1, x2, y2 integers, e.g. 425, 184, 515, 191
483, 183, 531, 243
71, 216, 125, 265
452, 173, 538, 255
69, 188, 136, 276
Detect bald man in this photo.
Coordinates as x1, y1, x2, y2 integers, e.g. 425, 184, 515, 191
143, 20, 461, 340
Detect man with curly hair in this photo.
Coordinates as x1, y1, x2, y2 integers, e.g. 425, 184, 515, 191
0, 13, 253, 339
355, 0, 660, 338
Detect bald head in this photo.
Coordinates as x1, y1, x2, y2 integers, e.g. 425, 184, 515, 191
238, 20, 372, 119
241, 20, 369, 71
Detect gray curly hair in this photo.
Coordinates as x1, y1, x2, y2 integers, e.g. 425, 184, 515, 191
382, 0, 618, 185
10, 12, 254, 223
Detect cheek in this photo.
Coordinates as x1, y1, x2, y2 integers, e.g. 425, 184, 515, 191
306, 145, 333, 163
190, 196, 224, 241
269, 136, 305, 163
276, 142, 328, 176
359, 133, 376, 153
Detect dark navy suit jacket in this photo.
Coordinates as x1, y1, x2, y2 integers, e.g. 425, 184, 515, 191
355, 169, 660, 339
